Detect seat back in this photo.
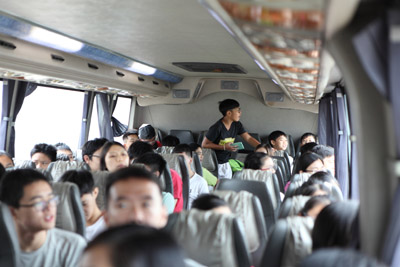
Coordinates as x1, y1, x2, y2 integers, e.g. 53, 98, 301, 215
285, 173, 312, 198
0, 202, 20, 267
160, 154, 189, 209
165, 209, 252, 267
271, 156, 289, 184
91, 170, 109, 211
155, 146, 175, 154
169, 129, 195, 144
279, 195, 311, 219
213, 190, 267, 267
52, 182, 86, 236
157, 147, 202, 176
9, 159, 36, 170
216, 179, 276, 231
260, 219, 288, 267
286, 135, 296, 158
234, 133, 261, 153
160, 163, 173, 195
274, 164, 285, 193
240, 169, 281, 211
197, 130, 207, 145
47, 160, 90, 182
202, 148, 218, 177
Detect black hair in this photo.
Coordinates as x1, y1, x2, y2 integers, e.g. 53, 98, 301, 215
311, 145, 335, 158
85, 223, 185, 267
0, 169, 49, 208
312, 201, 359, 250
82, 138, 108, 158
188, 143, 201, 152
162, 135, 180, 147
299, 195, 332, 217
100, 141, 125, 171
173, 144, 192, 158
54, 142, 72, 152
300, 133, 317, 143
122, 129, 138, 141
128, 141, 154, 160
268, 131, 287, 146
294, 152, 324, 174
0, 164, 5, 183
219, 99, 240, 116
30, 143, 57, 162
294, 181, 330, 197
135, 152, 167, 176
300, 142, 318, 154
105, 167, 162, 208
309, 171, 337, 184
244, 152, 270, 170
0, 150, 14, 167
191, 194, 229, 211
60, 170, 95, 196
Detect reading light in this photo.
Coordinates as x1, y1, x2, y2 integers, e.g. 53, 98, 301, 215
28, 28, 83, 53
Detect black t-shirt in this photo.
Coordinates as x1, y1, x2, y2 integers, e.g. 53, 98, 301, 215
206, 119, 246, 164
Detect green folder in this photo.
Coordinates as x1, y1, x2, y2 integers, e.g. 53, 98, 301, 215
232, 142, 244, 150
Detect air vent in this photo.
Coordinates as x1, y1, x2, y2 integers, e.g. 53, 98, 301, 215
172, 89, 190, 99
266, 93, 284, 102
221, 80, 239, 90
172, 62, 246, 74
116, 71, 125, 77
88, 63, 99, 70
0, 40, 16, 50
165, 83, 169, 88
138, 77, 145, 82
152, 81, 159, 85
51, 54, 65, 62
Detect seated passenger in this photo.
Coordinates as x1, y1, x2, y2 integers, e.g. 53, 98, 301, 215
294, 181, 330, 197
128, 141, 154, 163
100, 142, 130, 173
312, 145, 335, 176
300, 142, 319, 155
135, 152, 182, 213
308, 171, 341, 191
191, 194, 231, 214
104, 167, 168, 228
300, 133, 317, 147
122, 129, 139, 150
0, 150, 14, 168
244, 152, 275, 172
255, 143, 275, 155
188, 143, 218, 187
268, 130, 293, 166
60, 170, 106, 241
299, 195, 332, 219
30, 143, 57, 170
54, 142, 74, 161
294, 152, 325, 175
80, 223, 186, 267
138, 124, 162, 149
0, 169, 86, 266
82, 138, 108, 172
173, 144, 209, 209
162, 135, 180, 147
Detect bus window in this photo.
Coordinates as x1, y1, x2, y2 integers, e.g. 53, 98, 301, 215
113, 97, 131, 144
88, 99, 100, 141
14, 87, 84, 159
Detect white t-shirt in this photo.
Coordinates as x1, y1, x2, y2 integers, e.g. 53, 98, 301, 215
86, 215, 106, 241
188, 173, 209, 209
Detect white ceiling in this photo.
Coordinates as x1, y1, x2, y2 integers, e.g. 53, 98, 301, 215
0, 0, 267, 78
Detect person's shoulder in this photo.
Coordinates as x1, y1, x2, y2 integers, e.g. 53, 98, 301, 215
209, 119, 224, 129
50, 228, 86, 247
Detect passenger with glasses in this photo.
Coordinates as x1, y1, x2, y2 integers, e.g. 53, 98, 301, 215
30, 143, 57, 170
0, 169, 86, 266
81, 138, 108, 171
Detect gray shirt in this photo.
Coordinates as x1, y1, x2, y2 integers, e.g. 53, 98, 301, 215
20, 228, 86, 267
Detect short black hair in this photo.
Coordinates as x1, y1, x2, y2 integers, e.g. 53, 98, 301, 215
173, 144, 192, 158
60, 170, 95, 196
268, 131, 287, 146
299, 195, 332, 217
294, 181, 330, 197
188, 143, 201, 152
30, 143, 57, 162
0, 169, 50, 208
122, 129, 138, 141
300, 133, 317, 143
294, 152, 324, 174
311, 145, 335, 158
191, 194, 229, 211
105, 167, 162, 208
300, 142, 318, 154
219, 99, 240, 116
128, 141, 154, 160
100, 141, 125, 171
162, 135, 180, 147
135, 152, 167, 175
308, 171, 336, 184
0, 150, 13, 167
0, 164, 5, 183
82, 138, 108, 158
244, 152, 270, 170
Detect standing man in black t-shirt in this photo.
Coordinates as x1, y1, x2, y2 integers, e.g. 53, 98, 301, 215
202, 99, 260, 179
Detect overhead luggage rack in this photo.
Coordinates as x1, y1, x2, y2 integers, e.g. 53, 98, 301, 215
200, 0, 328, 104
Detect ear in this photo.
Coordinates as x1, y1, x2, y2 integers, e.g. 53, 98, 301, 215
271, 140, 276, 147
9, 206, 17, 218
92, 187, 99, 199
83, 155, 90, 164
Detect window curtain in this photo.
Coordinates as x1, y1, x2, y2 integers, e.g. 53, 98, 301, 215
78, 91, 95, 148
0, 79, 37, 157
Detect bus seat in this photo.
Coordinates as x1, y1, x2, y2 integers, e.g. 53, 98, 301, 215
91, 170, 109, 211
0, 202, 20, 267
153, 127, 163, 142
274, 165, 285, 193
216, 179, 276, 231
52, 182, 86, 237
47, 160, 90, 182
160, 154, 189, 209
156, 146, 175, 154
169, 129, 195, 144
279, 195, 311, 219
239, 169, 281, 211
10, 159, 36, 170
160, 162, 173, 195
213, 190, 267, 267
286, 135, 296, 158
197, 130, 207, 145
285, 173, 312, 198
165, 209, 252, 267
157, 147, 203, 177
261, 216, 314, 267
271, 156, 290, 184
202, 148, 218, 178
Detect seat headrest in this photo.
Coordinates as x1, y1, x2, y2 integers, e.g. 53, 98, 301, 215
10, 159, 36, 170
160, 154, 187, 178
91, 170, 110, 211
213, 190, 260, 252
0, 202, 20, 267
166, 209, 248, 267
47, 160, 90, 182
202, 148, 217, 172
282, 195, 311, 218
156, 146, 175, 154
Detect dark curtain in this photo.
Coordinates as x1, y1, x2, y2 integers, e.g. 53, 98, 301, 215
0, 79, 37, 157
317, 95, 335, 146
96, 93, 114, 141
78, 91, 95, 148
110, 95, 128, 137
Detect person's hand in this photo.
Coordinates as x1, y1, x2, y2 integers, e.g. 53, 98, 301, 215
225, 142, 238, 152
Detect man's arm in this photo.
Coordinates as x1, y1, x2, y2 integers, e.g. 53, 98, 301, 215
202, 137, 237, 151
240, 132, 261, 148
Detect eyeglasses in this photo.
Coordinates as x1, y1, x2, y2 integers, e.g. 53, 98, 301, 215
19, 195, 59, 211
91, 154, 101, 159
